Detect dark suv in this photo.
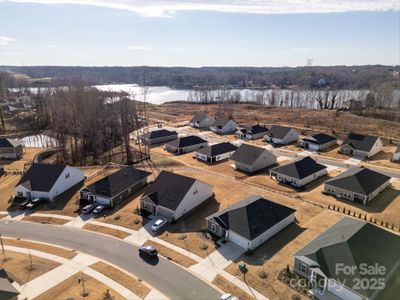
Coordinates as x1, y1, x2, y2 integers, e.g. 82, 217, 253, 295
138, 245, 158, 258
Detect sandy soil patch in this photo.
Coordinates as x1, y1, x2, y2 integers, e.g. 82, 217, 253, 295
22, 215, 70, 225
90, 261, 151, 298
3, 238, 77, 259
143, 240, 197, 267
83, 223, 130, 239
1, 250, 60, 284
212, 275, 253, 300
363, 145, 400, 170
34, 273, 125, 300
0, 173, 20, 210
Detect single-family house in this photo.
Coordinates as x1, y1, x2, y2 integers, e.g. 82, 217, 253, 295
270, 156, 327, 188
230, 144, 277, 173
80, 166, 151, 207
0, 138, 23, 159
140, 171, 213, 221
293, 217, 400, 300
206, 195, 296, 250
324, 166, 390, 205
189, 113, 215, 129
14, 163, 85, 201
194, 142, 238, 163
235, 124, 269, 140
339, 133, 383, 159
297, 133, 337, 151
139, 129, 178, 145
264, 125, 299, 145
393, 145, 400, 163
210, 118, 238, 134
165, 136, 208, 154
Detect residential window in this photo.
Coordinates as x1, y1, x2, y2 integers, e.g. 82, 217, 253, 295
65, 173, 70, 179
17, 192, 23, 197
300, 262, 308, 273
210, 223, 217, 232
193, 188, 198, 195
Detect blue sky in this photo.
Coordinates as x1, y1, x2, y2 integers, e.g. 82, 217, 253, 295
0, 0, 399, 67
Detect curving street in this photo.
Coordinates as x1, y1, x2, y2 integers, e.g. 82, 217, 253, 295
0, 220, 221, 300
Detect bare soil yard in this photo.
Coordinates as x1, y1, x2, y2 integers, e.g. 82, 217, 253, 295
143, 240, 197, 267
363, 145, 400, 170
3, 237, 77, 259
1, 250, 60, 284
0, 147, 44, 171
34, 273, 125, 300
90, 261, 151, 298
212, 275, 253, 300
22, 215, 70, 225
83, 223, 131, 239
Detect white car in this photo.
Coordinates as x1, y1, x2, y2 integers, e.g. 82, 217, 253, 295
220, 294, 239, 300
151, 219, 168, 232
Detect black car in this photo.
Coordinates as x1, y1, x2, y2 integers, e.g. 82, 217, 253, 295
19, 200, 31, 210
138, 245, 158, 258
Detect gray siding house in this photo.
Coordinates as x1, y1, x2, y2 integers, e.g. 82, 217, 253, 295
194, 142, 238, 163
339, 133, 383, 159
324, 167, 390, 205
264, 126, 299, 145
270, 156, 327, 188
0, 138, 23, 159
80, 166, 151, 207
139, 129, 178, 145
210, 118, 238, 134
393, 145, 400, 163
189, 113, 215, 129
165, 136, 208, 154
140, 171, 213, 221
206, 195, 295, 250
230, 144, 276, 173
297, 133, 337, 151
293, 217, 400, 300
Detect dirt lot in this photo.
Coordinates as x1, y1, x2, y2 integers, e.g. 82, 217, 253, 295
1, 250, 60, 284
225, 210, 344, 300
212, 275, 253, 300
3, 238, 77, 259
0, 173, 20, 210
143, 240, 197, 267
90, 261, 151, 298
22, 215, 70, 225
363, 145, 400, 170
34, 273, 125, 300
83, 223, 131, 239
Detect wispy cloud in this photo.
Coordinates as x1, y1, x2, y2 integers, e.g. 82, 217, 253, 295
128, 46, 152, 50
0, 36, 16, 45
1, 1, 399, 17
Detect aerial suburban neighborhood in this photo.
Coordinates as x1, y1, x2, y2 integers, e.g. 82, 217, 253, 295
0, 1, 399, 300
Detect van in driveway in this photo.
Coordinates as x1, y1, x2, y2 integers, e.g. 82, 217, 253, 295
82, 204, 96, 214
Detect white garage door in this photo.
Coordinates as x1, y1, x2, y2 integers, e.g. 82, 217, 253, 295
95, 196, 111, 206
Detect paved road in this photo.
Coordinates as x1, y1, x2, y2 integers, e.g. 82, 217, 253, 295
0, 220, 221, 300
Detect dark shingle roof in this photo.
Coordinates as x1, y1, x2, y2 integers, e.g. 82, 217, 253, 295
231, 144, 272, 165
295, 217, 400, 298
271, 156, 327, 179
195, 142, 238, 157
142, 171, 196, 210
16, 163, 67, 192
190, 113, 209, 123
303, 133, 337, 145
85, 166, 151, 198
0, 138, 22, 148
267, 125, 295, 139
207, 195, 295, 240
146, 129, 177, 139
325, 166, 390, 195
341, 133, 380, 152
246, 124, 269, 135
166, 136, 207, 148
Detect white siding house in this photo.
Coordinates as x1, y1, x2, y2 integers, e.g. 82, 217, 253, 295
393, 146, 400, 162
15, 164, 85, 201
264, 126, 299, 145
189, 113, 215, 129
339, 133, 383, 159
230, 144, 276, 173
194, 142, 238, 163
210, 118, 238, 134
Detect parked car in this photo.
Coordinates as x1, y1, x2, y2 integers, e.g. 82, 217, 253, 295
25, 198, 46, 209
82, 204, 96, 214
138, 245, 158, 258
220, 294, 239, 300
19, 200, 31, 210
92, 205, 105, 215
151, 219, 168, 232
